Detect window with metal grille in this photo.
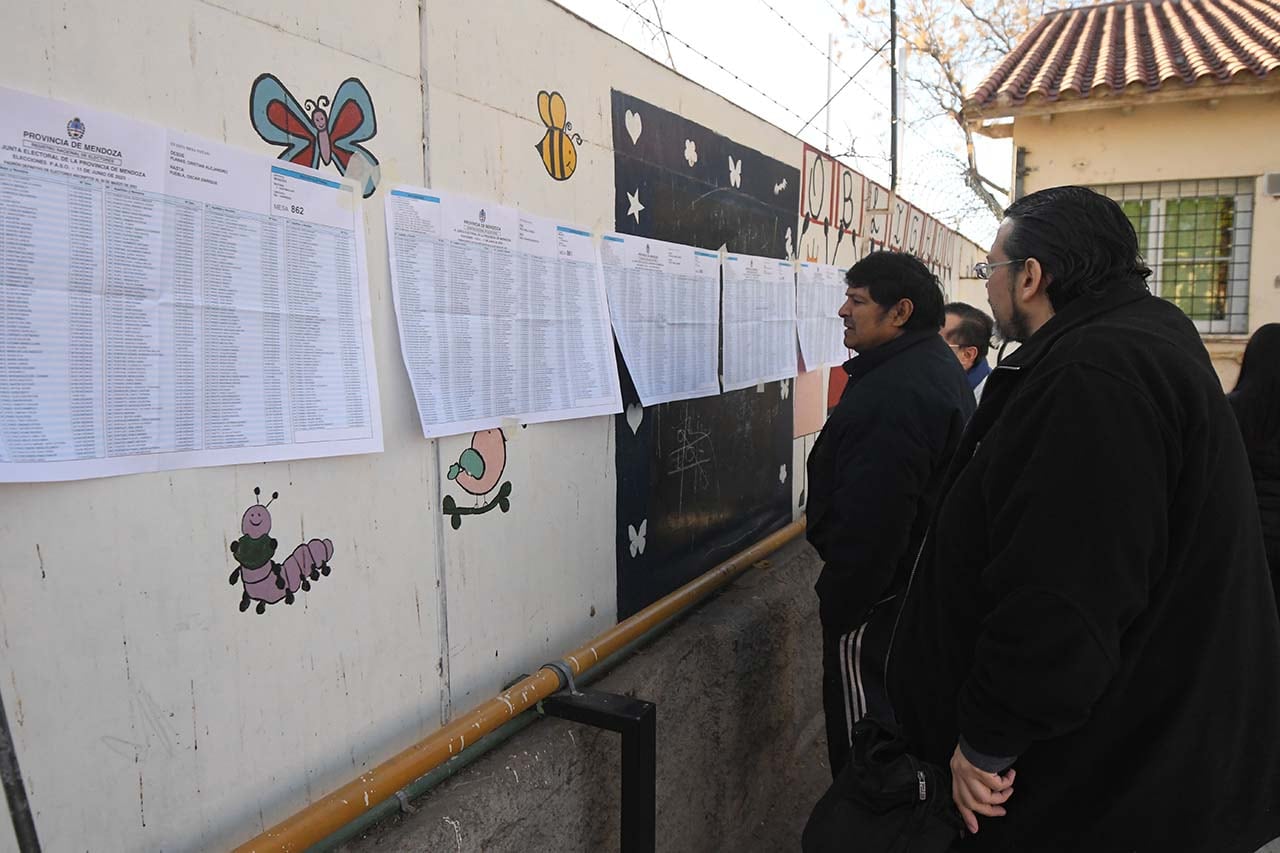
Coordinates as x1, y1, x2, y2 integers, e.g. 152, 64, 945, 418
1093, 178, 1253, 335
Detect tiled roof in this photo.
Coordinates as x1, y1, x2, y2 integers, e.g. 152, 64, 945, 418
967, 0, 1280, 111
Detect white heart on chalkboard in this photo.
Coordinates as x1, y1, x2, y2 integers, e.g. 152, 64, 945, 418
625, 110, 643, 145
626, 403, 643, 434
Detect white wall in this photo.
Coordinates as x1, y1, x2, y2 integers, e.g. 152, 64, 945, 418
0, 1, 985, 850
0, 2, 436, 851
421, 0, 811, 716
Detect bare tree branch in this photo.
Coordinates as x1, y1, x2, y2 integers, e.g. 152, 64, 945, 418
957, 0, 1018, 52
842, 0, 1094, 231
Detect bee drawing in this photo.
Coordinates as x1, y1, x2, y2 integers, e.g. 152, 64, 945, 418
534, 90, 583, 181
228, 487, 335, 614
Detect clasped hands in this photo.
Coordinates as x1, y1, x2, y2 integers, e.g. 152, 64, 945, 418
950, 744, 1016, 835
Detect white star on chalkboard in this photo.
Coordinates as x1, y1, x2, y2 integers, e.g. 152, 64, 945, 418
626, 189, 645, 224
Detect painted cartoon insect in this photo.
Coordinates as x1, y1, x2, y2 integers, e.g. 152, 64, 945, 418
442, 429, 513, 529
535, 90, 583, 181
249, 74, 381, 197
228, 487, 335, 614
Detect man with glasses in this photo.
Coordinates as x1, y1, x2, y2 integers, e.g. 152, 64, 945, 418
886, 186, 1280, 851
806, 251, 973, 779
941, 302, 994, 401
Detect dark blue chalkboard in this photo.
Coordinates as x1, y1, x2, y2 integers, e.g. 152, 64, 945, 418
612, 90, 800, 618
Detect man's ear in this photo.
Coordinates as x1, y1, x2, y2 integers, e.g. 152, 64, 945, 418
889, 297, 915, 328
1021, 258, 1050, 302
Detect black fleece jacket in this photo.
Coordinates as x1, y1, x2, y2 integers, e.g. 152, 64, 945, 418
806, 331, 974, 634
889, 288, 1280, 852
1229, 392, 1280, 598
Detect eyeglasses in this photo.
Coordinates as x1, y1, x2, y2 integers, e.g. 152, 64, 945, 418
973, 259, 1026, 280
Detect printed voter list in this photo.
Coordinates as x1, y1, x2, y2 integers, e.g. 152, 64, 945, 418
385, 186, 621, 438
0, 86, 383, 482
599, 233, 720, 407
721, 254, 798, 392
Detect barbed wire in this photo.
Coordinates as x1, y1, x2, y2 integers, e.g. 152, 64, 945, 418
609, 0, 997, 241
608, 0, 809, 124
751, 0, 975, 171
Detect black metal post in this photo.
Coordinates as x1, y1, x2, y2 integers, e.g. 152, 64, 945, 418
0, 688, 41, 853
890, 0, 899, 193
542, 688, 656, 853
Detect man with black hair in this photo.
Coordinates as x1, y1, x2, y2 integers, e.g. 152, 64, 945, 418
941, 302, 994, 401
806, 251, 973, 779
888, 186, 1280, 851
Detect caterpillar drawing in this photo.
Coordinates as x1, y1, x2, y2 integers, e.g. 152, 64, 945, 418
228, 487, 334, 614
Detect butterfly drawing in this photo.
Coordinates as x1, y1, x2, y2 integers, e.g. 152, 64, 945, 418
249, 74, 381, 198
728, 156, 742, 188
628, 519, 648, 558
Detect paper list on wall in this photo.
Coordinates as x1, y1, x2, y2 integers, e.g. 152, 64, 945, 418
721, 254, 798, 392
385, 186, 622, 438
0, 86, 382, 483
796, 262, 849, 369
599, 234, 720, 407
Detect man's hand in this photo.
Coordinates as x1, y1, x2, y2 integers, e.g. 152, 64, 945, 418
950, 743, 1015, 835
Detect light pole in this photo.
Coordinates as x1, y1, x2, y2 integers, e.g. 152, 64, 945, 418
889, 0, 898, 192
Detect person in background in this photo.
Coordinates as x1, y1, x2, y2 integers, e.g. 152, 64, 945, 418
941, 302, 994, 401
1229, 322, 1280, 615
887, 186, 1280, 852
805, 251, 973, 779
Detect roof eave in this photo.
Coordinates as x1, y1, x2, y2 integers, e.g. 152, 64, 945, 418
964, 73, 1280, 130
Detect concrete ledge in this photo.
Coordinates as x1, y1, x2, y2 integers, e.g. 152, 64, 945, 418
342, 539, 828, 852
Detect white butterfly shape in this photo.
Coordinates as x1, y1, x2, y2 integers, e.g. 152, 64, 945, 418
628, 519, 648, 557
728, 156, 742, 188
780, 379, 790, 400
684, 139, 698, 168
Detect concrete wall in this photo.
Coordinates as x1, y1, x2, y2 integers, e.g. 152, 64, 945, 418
1012, 93, 1280, 387
0, 1, 979, 850
341, 539, 827, 853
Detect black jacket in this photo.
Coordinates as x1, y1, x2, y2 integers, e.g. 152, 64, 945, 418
807, 331, 974, 633
888, 289, 1280, 852
1229, 393, 1280, 584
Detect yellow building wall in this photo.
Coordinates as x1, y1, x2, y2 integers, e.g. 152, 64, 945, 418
1012, 93, 1280, 388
